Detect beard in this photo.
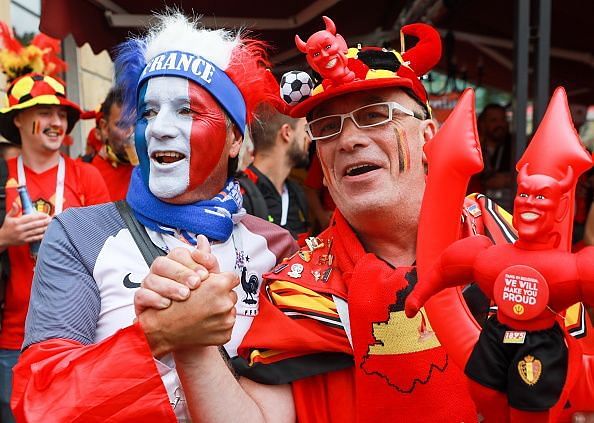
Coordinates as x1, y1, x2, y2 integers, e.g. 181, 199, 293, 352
287, 137, 310, 169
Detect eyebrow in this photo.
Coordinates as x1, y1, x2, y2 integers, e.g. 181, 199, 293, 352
141, 95, 190, 104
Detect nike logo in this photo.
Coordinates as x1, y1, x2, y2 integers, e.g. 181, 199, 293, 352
123, 273, 141, 289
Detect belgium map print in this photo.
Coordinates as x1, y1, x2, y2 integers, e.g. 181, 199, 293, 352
360, 269, 449, 393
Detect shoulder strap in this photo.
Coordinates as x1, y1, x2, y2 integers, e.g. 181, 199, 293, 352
0, 157, 9, 328
115, 200, 166, 267
237, 175, 269, 220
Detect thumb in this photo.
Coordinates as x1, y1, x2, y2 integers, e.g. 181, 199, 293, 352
192, 235, 220, 273
7, 201, 20, 218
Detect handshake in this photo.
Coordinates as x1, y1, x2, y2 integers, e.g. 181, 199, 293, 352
135, 235, 240, 358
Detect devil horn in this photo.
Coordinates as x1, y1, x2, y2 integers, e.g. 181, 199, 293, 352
322, 16, 336, 35
518, 163, 530, 181
400, 23, 442, 76
295, 34, 307, 53
558, 166, 574, 192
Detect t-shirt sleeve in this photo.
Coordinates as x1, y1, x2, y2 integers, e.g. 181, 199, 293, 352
77, 162, 110, 205
23, 216, 101, 349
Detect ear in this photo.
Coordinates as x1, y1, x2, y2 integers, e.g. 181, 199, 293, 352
228, 125, 244, 159
98, 117, 108, 132
13, 113, 22, 129
420, 118, 437, 143
279, 123, 292, 144
555, 195, 569, 222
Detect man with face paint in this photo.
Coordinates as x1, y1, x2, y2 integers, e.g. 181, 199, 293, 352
9, 14, 296, 422
241, 105, 311, 242
0, 73, 109, 423
89, 87, 137, 201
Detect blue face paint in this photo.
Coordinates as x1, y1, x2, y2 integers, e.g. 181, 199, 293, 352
135, 81, 150, 185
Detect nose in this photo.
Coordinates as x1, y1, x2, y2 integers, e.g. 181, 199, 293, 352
50, 111, 64, 126
336, 116, 369, 152
150, 109, 177, 140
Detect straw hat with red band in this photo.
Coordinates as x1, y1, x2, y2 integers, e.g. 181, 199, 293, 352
286, 17, 442, 118
0, 73, 82, 144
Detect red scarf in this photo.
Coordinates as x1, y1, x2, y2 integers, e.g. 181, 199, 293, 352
331, 211, 477, 422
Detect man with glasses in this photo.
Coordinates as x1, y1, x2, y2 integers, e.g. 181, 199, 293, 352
134, 20, 503, 421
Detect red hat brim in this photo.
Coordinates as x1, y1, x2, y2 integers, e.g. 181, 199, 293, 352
289, 76, 414, 118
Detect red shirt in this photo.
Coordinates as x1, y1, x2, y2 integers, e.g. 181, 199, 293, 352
90, 154, 134, 201
0, 154, 110, 350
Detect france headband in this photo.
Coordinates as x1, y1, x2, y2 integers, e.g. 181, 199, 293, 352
138, 50, 246, 135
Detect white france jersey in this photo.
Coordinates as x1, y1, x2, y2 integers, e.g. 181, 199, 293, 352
24, 202, 297, 421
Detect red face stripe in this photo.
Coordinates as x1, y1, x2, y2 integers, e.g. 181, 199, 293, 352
187, 81, 229, 189
395, 126, 410, 173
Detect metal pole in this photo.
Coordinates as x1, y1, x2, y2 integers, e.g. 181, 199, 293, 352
533, 0, 552, 128
512, 0, 530, 165
63, 34, 83, 158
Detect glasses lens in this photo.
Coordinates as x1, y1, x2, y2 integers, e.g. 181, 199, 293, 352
353, 103, 391, 127
309, 116, 342, 139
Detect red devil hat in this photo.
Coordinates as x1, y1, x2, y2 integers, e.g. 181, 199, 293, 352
289, 16, 442, 118
516, 87, 593, 250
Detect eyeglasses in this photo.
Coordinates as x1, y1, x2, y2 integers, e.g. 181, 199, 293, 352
305, 101, 424, 141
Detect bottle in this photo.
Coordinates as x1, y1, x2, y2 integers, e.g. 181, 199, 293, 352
17, 185, 41, 258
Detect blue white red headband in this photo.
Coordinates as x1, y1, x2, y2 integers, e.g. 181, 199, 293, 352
137, 50, 246, 135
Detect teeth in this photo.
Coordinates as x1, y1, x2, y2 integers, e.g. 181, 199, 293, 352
153, 151, 184, 159
347, 164, 368, 173
326, 58, 337, 69
521, 212, 539, 222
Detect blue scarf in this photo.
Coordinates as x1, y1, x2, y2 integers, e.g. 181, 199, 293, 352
126, 167, 242, 243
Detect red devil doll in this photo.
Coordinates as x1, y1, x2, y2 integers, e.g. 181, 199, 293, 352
405, 87, 594, 422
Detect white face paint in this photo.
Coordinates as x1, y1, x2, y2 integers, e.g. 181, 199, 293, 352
142, 77, 192, 198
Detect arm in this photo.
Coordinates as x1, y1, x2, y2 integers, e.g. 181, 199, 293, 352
12, 218, 175, 422
174, 346, 295, 423
406, 234, 492, 317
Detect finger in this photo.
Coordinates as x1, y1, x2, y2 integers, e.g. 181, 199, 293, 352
142, 273, 191, 301
192, 236, 220, 273
7, 201, 20, 217
168, 248, 209, 283
150, 256, 202, 289
20, 220, 51, 235
134, 287, 171, 316
18, 213, 52, 226
23, 233, 45, 243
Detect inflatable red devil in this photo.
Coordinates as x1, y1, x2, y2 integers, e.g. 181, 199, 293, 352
406, 87, 594, 422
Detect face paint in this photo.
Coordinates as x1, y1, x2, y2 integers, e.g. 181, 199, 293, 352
137, 76, 228, 199
187, 80, 228, 188
395, 126, 410, 173
32, 120, 40, 135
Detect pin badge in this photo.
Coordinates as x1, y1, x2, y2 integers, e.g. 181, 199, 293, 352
299, 250, 313, 262
311, 269, 321, 281
287, 263, 304, 278
272, 263, 289, 274
305, 237, 324, 251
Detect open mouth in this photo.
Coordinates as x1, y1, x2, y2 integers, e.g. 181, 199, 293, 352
520, 212, 539, 222
151, 151, 186, 164
43, 128, 64, 137
345, 164, 381, 177
326, 57, 337, 69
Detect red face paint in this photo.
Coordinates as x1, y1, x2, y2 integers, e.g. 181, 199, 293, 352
187, 81, 229, 189
395, 126, 411, 172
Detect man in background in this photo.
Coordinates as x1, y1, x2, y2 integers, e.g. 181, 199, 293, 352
0, 73, 109, 423
89, 87, 136, 200
241, 105, 310, 243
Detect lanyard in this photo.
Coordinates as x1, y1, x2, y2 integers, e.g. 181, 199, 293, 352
17, 155, 66, 215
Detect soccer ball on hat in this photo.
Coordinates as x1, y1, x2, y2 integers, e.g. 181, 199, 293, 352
280, 71, 314, 106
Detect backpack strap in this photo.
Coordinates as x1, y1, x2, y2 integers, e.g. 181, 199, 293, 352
115, 200, 166, 267
237, 174, 269, 220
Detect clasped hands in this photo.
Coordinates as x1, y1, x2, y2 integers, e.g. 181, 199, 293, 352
135, 235, 239, 358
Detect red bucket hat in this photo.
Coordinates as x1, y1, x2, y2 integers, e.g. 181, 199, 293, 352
0, 73, 82, 144
283, 16, 442, 118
